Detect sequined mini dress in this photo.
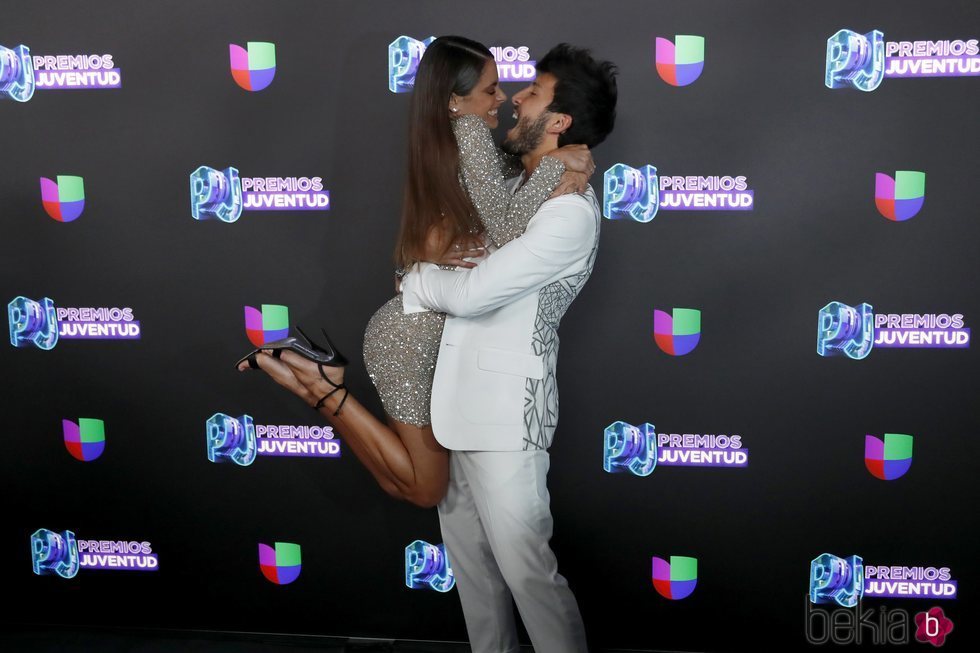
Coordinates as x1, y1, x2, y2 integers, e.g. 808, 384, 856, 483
362, 114, 566, 426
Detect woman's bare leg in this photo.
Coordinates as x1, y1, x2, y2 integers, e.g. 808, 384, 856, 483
244, 349, 449, 508
318, 393, 449, 508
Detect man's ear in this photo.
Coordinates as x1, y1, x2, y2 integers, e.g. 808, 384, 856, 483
547, 113, 573, 136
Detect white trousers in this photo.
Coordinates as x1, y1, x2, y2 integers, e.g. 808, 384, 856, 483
437, 450, 588, 653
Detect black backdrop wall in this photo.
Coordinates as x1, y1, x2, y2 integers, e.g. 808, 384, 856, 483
2, 1, 978, 650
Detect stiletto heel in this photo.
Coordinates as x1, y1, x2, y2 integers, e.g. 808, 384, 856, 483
235, 325, 349, 369
295, 325, 349, 367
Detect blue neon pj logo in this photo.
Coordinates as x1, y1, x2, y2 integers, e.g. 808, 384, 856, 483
603, 163, 659, 222
405, 540, 455, 592
817, 301, 874, 360
8, 296, 58, 350
190, 165, 242, 223
206, 413, 257, 466
810, 553, 864, 608
825, 29, 885, 92
603, 421, 657, 476
388, 36, 435, 93
0, 43, 36, 102
31, 528, 80, 578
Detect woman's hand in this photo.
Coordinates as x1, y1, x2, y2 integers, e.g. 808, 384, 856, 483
422, 224, 484, 269
548, 144, 595, 175
549, 171, 590, 198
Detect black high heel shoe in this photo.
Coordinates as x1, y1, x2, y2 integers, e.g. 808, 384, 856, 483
235, 326, 350, 416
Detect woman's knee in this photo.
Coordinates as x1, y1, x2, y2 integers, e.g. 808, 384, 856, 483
404, 479, 449, 508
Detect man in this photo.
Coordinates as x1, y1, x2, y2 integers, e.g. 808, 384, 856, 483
399, 44, 617, 653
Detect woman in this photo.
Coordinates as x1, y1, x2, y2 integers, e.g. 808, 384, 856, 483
237, 36, 593, 507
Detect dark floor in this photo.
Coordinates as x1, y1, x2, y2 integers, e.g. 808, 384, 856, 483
0, 625, 665, 653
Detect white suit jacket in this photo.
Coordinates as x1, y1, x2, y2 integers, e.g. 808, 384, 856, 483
401, 180, 601, 451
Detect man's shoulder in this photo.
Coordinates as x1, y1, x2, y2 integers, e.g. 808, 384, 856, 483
532, 185, 600, 224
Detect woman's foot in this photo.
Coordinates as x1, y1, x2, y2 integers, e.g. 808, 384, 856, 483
274, 349, 347, 408
237, 350, 317, 407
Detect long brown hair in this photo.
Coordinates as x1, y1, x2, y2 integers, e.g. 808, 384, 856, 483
395, 36, 492, 268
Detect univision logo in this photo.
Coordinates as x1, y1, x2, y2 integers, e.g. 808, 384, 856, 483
40, 175, 84, 222
875, 171, 925, 221
654, 308, 701, 356
652, 555, 697, 599
865, 433, 913, 480
655, 35, 704, 86
259, 541, 301, 584
245, 304, 289, 347
229, 42, 276, 91
63, 418, 105, 461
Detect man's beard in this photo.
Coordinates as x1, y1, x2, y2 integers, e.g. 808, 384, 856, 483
501, 113, 550, 156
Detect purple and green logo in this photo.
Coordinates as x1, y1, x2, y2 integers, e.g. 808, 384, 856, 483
875, 171, 925, 221
652, 555, 697, 600
244, 304, 289, 347
655, 35, 704, 86
865, 433, 913, 480
259, 541, 301, 585
40, 176, 84, 222
229, 42, 276, 92
63, 418, 105, 461
654, 308, 701, 356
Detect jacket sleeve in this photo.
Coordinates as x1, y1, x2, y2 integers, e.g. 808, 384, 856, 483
401, 193, 597, 317
452, 114, 566, 248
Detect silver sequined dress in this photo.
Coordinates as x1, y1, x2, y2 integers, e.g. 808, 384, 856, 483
362, 115, 566, 426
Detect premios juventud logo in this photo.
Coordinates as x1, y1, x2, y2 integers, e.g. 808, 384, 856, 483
604, 164, 754, 221
0, 43, 122, 102
190, 166, 330, 222
603, 421, 748, 476
9, 296, 141, 349
807, 553, 956, 646
826, 29, 978, 92
388, 35, 536, 93
817, 301, 969, 359
31, 529, 158, 577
